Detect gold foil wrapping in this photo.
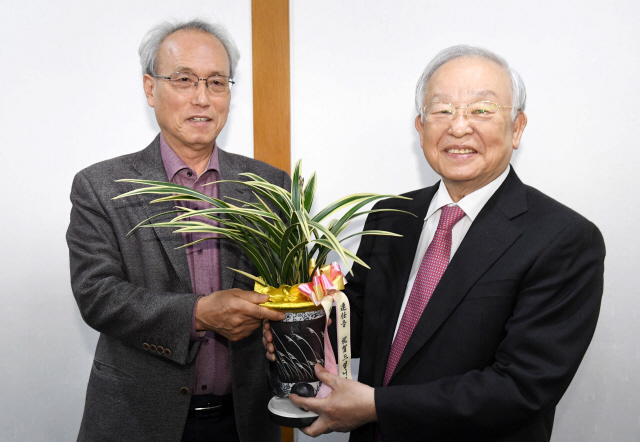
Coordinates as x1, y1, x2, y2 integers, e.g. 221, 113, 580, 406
257, 259, 346, 310
256, 283, 316, 310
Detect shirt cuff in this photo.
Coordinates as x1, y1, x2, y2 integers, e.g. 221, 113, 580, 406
191, 295, 207, 341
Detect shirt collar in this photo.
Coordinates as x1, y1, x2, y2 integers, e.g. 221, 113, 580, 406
159, 133, 220, 181
425, 165, 511, 222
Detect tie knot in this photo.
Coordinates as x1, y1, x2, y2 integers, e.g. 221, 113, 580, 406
437, 205, 466, 231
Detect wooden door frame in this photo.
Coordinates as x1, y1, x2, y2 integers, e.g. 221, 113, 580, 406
251, 1, 293, 441
252, 0, 291, 175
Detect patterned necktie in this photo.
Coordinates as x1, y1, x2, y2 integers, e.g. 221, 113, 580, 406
383, 204, 466, 386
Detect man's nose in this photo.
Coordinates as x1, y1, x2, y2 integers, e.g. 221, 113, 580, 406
449, 108, 472, 137
192, 81, 211, 106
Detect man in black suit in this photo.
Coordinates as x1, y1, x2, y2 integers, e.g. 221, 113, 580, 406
267, 45, 605, 441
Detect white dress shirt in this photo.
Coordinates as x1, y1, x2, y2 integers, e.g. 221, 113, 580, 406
392, 166, 512, 340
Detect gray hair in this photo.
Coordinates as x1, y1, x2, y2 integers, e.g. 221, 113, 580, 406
415, 45, 526, 121
139, 19, 240, 78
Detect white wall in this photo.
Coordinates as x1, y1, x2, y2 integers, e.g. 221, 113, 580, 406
291, 1, 640, 441
0, 2, 252, 440
2, 1, 639, 441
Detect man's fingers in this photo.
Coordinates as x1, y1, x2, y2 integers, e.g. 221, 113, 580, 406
262, 320, 274, 342
264, 340, 276, 361
197, 290, 284, 340
234, 292, 285, 321
289, 393, 307, 410
255, 305, 286, 321
314, 363, 339, 388
233, 291, 285, 321
236, 299, 284, 322
262, 319, 277, 361
289, 393, 316, 413
301, 416, 332, 437
261, 336, 275, 354
236, 290, 270, 305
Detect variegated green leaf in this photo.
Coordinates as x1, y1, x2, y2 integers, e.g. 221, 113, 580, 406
116, 162, 411, 287
302, 171, 316, 213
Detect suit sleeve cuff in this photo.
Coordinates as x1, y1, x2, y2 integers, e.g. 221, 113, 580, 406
191, 295, 206, 341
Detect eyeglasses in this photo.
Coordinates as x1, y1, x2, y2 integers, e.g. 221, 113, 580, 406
153, 72, 235, 94
421, 101, 513, 123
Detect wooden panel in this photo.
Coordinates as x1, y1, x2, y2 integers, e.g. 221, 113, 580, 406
252, 0, 291, 174
252, 3, 293, 441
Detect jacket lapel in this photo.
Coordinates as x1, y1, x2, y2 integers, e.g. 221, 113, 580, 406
372, 185, 438, 385
130, 136, 193, 293
217, 148, 248, 290
387, 169, 528, 384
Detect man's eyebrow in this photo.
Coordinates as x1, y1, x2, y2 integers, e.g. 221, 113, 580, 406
174, 66, 230, 76
430, 90, 498, 102
472, 90, 498, 98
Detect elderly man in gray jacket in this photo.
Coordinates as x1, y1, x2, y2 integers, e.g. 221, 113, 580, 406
67, 19, 287, 442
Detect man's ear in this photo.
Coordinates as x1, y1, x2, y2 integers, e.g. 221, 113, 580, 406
415, 114, 425, 146
143, 74, 156, 108
512, 111, 527, 150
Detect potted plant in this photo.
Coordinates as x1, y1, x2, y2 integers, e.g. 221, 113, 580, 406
115, 160, 410, 426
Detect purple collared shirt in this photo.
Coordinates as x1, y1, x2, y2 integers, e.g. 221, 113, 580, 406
160, 135, 232, 396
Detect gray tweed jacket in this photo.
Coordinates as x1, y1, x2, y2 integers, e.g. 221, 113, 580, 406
67, 135, 289, 442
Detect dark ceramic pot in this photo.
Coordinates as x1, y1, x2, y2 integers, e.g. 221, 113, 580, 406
270, 306, 326, 397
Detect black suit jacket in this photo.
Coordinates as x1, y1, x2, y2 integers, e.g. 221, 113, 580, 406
67, 136, 289, 442
345, 168, 605, 442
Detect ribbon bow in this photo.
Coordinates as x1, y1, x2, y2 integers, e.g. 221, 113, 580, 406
298, 260, 347, 305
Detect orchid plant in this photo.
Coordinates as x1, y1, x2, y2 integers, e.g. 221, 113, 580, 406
114, 160, 410, 288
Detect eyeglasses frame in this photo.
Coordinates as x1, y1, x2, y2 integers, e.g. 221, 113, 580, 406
421, 100, 513, 123
153, 72, 235, 93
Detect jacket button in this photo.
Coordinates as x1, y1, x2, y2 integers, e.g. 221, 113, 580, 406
149, 344, 157, 352
142, 343, 150, 351
164, 348, 172, 357
180, 387, 191, 396
157, 346, 164, 354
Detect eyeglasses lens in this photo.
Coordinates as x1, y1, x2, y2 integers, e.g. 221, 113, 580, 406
425, 102, 500, 123
168, 73, 231, 94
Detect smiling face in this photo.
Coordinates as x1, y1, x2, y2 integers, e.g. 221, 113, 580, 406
415, 56, 527, 201
143, 29, 231, 157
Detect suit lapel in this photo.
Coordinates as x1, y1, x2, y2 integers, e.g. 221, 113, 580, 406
372, 185, 437, 385
387, 169, 528, 384
130, 136, 193, 292
217, 148, 248, 290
